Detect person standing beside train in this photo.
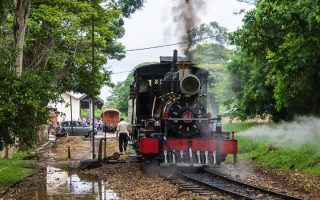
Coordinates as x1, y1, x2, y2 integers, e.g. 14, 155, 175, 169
116, 118, 129, 155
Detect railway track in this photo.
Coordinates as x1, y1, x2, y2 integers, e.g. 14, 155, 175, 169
170, 168, 303, 200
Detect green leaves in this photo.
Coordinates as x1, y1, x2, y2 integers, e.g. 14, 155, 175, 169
23, 0, 143, 97
229, 0, 320, 121
106, 73, 133, 114
0, 67, 60, 148
0, 0, 144, 148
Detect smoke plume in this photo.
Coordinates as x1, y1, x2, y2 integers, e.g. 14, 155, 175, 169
238, 116, 320, 149
171, 0, 207, 58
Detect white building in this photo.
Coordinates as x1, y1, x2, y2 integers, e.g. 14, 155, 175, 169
49, 92, 81, 122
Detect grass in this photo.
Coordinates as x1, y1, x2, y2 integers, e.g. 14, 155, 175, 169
250, 144, 320, 175
223, 122, 320, 176
223, 122, 260, 154
223, 122, 259, 133
0, 150, 36, 192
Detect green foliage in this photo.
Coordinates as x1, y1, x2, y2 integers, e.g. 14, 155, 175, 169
229, 0, 320, 120
111, 0, 145, 18
248, 143, 320, 175
189, 22, 234, 114
190, 22, 230, 66
0, 67, 60, 149
80, 108, 104, 119
106, 74, 133, 114
192, 44, 231, 65
223, 122, 258, 133
25, 0, 125, 95
190, 22, 228, 46
226, 54, 279, 120
0, 0, 144, 148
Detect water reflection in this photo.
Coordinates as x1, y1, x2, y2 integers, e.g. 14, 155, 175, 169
46, 166, 119, 200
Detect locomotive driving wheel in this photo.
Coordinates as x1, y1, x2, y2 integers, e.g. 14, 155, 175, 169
166, 99, 207, 137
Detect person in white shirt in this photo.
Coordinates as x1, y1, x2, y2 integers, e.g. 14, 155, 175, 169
116, 118, 129, 154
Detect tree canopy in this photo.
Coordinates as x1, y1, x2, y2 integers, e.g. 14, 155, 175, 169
229, 0, 320, 121
106, 74, 133, 114
0, 0, 144, 149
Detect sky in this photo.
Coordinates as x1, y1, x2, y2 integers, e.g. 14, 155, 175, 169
100, 0, 255, 99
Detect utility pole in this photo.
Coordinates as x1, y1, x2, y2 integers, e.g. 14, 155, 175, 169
91, 8, 96, 160
70, 95, 73, 136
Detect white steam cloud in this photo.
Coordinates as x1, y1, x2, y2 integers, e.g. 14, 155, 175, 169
238, 116, 320, 149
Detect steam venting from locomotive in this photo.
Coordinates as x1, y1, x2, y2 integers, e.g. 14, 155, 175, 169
239, 116, 320, 149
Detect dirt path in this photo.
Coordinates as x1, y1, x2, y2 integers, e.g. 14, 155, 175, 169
3, 137, 210, 200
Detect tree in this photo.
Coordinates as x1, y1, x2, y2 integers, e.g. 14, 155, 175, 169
13, 0, 31, 76
229, 0, 320, 120
0, 0, 145, 149
24, 0, 144, 95
106, 75, 133, 114
189, 22, 233, 114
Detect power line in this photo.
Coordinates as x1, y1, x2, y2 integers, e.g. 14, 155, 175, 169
125, 41, 188, 52
125, 36, 216, 52
112, 70, 131, 74
111, 37, 219, 75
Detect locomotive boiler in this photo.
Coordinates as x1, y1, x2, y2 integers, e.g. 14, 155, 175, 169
128, 50, 237, 166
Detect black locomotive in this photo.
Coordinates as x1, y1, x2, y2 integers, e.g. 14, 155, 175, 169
128, 50, 237, 166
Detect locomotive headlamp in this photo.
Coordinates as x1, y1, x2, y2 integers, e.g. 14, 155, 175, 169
180, 74, 201, 96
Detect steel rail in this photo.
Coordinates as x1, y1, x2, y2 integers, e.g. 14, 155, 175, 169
203, 168, 303, 200
176, 171, 255, 200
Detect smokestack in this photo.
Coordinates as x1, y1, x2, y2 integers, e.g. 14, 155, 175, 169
171, 49, 178, 72
173, 49, 178, 63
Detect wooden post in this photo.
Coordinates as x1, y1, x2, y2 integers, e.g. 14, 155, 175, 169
104, 132, 107, 158
4, 145, 9, 159
68, 146, 71, 159
98, 139, 102, 161
233, 154, 237, 167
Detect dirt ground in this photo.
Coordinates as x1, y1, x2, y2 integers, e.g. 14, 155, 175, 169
80, 138, 212, 200
3, 135, 319, 200
3, 136, 211, 200
230, 161, 320, 199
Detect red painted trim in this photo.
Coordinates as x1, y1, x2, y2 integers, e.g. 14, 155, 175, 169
221, 140, 238, 154
140, 138, 159, 154
139, 138, 238, 155
163, 138, 238, 154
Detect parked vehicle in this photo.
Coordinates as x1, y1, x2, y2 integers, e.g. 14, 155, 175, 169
59, 121, 97, 137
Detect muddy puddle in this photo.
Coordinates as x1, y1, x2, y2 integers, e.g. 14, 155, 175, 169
45, 166, 119, 200
5, 136, 123, 200
8, 165, 119, 200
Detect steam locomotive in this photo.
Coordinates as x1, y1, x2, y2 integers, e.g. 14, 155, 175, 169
128, 50, 237, 167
